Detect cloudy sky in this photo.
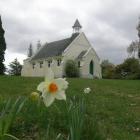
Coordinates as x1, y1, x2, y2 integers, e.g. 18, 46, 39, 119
0, 0, 140, 65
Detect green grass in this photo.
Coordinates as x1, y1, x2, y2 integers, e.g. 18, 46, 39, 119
0, 76, 140, 140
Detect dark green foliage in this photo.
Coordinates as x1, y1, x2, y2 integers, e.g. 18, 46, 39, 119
8, 58, 22, 76
101, 58, 140, 79
115, 58, 140, 79
101, 60, 115, 79
0, 16, 6, 74
138, 48, 140, 59
64, 60, 80, 77
0, 97, 26, 140
67, 97, 85, 140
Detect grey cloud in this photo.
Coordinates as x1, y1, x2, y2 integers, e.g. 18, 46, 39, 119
0, 0, 140, 64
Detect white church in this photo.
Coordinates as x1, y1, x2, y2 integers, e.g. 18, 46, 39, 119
21, 19, 102, 78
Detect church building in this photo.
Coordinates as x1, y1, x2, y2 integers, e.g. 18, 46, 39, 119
21, 19, 102, 78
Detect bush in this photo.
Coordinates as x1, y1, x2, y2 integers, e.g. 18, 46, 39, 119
115, 58, 140, 79
101, 60, 115, 79
64, 60, 80, 77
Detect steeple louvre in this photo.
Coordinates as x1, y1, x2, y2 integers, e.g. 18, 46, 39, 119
72, 19, 82, 33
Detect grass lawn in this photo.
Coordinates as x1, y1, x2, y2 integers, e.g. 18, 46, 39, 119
0, 76, 140, 140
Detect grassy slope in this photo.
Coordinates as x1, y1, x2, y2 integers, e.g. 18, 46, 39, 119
0, 76, 140, 140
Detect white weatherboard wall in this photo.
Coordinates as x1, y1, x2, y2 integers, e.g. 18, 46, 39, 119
21, 59, 32, 76
22, 58, 64, 78
81, 49, 102, 78
63, 33, 90, 60
51, 58, 63, 78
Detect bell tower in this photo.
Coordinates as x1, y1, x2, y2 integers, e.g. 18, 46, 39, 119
72, 19, 82, 33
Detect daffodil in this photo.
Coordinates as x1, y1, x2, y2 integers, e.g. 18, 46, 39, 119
84, 87, 91, 94
37, 69, 68, 107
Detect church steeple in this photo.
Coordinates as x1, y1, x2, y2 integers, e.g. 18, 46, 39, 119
72, 19, 82, 33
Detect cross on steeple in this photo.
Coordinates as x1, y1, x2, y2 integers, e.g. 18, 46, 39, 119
72, 19, 82, 33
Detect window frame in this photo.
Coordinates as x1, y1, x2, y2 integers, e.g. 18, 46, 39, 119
57, 59, 61, 66
32, 63, 35, 69
39, 61, 43, 68
48, 60, 52, 67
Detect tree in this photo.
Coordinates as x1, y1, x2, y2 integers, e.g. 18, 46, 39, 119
101, 60, 115, 79
0, 16, 6, 74
28, 43, 33, 57
115, 58, 140, 79
127, 17, 140, 59
64, 60, 80, 77
137, 17, 140, 59
8, 58, 22, 76
127, 41, 138, 57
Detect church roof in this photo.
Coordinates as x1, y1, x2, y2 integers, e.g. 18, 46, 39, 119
72, 19, 82, 28
77, 50, 87, 59
31, 33, 79, 61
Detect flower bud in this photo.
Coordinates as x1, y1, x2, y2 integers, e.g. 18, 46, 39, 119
30, 92, 39, 100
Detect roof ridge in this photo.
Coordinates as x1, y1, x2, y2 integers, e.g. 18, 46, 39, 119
47, 37, 70, 45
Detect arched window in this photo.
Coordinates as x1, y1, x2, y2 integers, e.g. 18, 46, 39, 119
57, 59, 61, 66
78, 61, 80, 67
48, 60, 52, 67
89, 60, 94, 75
32, 63, 35, 69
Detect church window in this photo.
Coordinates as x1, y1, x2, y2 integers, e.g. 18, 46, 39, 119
32, 63, 35, 69
40, 61, 43, 68
48, 60, 52, 67
57, 59, 61, 66
89, 60, 94, 75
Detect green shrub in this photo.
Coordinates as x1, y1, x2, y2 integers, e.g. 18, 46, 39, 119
101, 60, 115, 79
115, 58, 140, 79
64, 60, 80, 77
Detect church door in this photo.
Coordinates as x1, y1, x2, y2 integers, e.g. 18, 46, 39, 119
89, 60, 94, 75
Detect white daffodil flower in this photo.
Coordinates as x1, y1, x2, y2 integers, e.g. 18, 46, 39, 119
84, 87, 91, 94
37, 69, 68, 107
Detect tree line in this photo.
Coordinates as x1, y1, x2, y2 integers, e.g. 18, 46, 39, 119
101, 58, 140, 79
102, 17, 140, 79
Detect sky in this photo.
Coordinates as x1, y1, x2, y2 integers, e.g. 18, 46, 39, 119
0, 0, 140, 66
